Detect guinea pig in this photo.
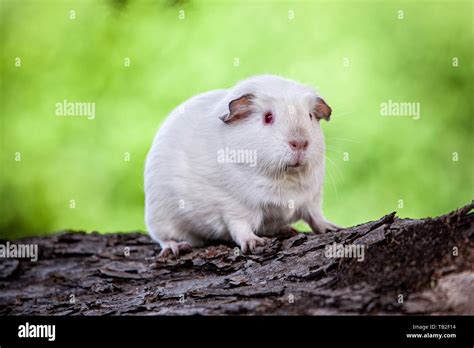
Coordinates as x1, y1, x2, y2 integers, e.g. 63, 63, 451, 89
144, 75, 339, 257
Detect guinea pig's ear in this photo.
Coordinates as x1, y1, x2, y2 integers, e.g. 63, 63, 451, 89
219, 93, 255, 124
312, 97, 332, 121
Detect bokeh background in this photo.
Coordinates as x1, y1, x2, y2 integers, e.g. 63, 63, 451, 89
1, 0, 472, 239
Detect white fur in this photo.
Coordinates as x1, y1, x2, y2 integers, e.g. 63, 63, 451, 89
144, 75, 338, 254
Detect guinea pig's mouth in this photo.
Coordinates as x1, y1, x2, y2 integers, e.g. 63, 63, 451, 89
285, 162, 306, 171
287, 163, 301, 168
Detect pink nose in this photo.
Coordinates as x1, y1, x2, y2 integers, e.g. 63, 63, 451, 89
289, 140, 309, 151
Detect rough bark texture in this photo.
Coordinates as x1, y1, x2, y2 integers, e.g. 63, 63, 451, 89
1, 202, 473, 315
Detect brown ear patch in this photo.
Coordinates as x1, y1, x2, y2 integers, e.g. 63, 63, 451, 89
220, 93, 255, 124
313, 97, 332, 121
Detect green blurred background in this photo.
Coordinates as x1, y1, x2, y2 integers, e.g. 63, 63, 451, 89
1, 0, 472, 239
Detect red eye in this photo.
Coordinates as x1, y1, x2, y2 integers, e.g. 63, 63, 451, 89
264, 111, 274, 125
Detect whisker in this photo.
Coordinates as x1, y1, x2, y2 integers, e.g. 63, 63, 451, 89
326, 137, 361, 144
326, 169, 339, 201
326, 146, 343, 154
325, 155, 344, 181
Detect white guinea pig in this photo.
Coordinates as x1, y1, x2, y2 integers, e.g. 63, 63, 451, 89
144, 75, 339, 256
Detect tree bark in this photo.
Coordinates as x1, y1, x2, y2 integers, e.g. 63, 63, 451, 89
1, 202, 473, 315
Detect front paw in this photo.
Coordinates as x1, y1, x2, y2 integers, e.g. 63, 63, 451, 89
237, 234, 266, 254
158, 240, 193, 258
